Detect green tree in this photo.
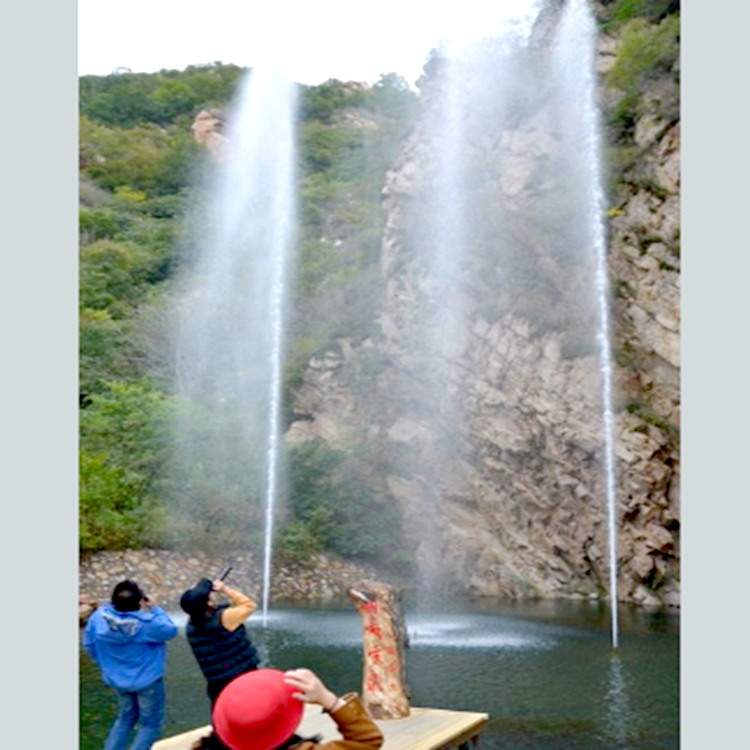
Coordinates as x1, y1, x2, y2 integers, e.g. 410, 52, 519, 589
80, 381, 173, 549
80, 63, 244, 128
78, 65, 418, 557
279, 442, 402, 566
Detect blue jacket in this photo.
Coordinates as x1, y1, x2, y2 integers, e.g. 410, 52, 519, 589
83, 603, 178, 691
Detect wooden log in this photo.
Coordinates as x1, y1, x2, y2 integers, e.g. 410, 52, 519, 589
348, 580, 410, 719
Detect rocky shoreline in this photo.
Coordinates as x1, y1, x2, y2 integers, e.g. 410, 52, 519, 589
79, 549, 385, 616
79, 548, 678, 625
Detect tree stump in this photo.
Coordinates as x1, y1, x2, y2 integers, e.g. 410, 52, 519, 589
348, 580, 410, 719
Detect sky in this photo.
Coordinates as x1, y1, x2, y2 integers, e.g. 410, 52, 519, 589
78, 0, 540, 87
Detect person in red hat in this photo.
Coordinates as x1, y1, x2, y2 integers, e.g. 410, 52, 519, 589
195, 667, 384, 750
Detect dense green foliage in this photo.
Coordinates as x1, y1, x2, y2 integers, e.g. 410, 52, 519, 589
80, 64, 244, 128
80, 381, 172, 549
601, 7, 680, 189
79, 63, 416, 563
289, 75, 416, 369
599, 0, 679, 32
80, 118, 202, 197
606, 14, 680, 93
79, 191, 185, 399
278, 442, 403, 566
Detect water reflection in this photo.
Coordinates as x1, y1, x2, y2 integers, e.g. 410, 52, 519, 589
604, 655, 631, 749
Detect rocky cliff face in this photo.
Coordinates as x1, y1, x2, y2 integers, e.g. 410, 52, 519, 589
191, 108, 228, 161
285, 7, 680, 606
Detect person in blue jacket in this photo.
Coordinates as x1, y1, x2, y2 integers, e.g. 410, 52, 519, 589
83, 579, 178, 750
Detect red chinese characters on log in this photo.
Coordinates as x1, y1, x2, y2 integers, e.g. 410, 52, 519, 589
348, 581, 410, 719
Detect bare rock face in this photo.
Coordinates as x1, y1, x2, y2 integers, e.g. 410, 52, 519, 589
191, 109, 228, 161
286, 14, 679, 607
285, 340, 367, 449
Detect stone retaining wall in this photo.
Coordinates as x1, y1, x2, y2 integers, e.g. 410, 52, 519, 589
79, 549, 383, 614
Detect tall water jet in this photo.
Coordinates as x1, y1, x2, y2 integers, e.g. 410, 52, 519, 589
377, 0, 621, 615
405, 51, 469, 599
169, 64, 297, 625
553, 0, 619, 647
379, 4, 544, 599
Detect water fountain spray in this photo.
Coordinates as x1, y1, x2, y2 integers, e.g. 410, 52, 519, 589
555, 0, 619, 648
261, 230, 289, 626
172, 62, 297, 628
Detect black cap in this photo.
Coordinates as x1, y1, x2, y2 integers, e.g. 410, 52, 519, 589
180, 578, 213, 619
112, 580, 144, 612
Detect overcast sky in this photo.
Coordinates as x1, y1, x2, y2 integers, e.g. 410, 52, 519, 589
78, 0, 540, 87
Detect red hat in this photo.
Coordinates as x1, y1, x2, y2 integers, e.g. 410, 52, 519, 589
213, 669, 304, 750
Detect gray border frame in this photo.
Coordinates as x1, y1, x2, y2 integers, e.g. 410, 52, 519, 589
682, 0, 747, 747
3, 0, 78, 745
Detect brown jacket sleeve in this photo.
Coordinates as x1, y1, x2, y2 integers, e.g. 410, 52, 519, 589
218, 586, 258, 632
295, 694, 384, 750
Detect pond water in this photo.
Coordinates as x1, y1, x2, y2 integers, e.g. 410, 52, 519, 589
80, 598, 678, 749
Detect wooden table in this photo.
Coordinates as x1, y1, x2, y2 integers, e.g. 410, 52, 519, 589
153, 703, 489, 750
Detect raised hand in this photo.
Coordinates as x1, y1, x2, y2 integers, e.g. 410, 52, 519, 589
284, 668, 340, 711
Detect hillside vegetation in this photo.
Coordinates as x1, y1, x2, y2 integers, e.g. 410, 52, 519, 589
79, 62, 417, 565
79, 0, 679, 576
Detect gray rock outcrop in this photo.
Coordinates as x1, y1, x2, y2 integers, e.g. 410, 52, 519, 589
284, 7, 680, 606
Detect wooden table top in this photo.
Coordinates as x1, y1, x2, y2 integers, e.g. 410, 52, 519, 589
153, 703, 490, 750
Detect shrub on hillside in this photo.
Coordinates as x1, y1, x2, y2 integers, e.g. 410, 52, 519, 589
278, 441, 403, 566
80, 381, 173, 550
